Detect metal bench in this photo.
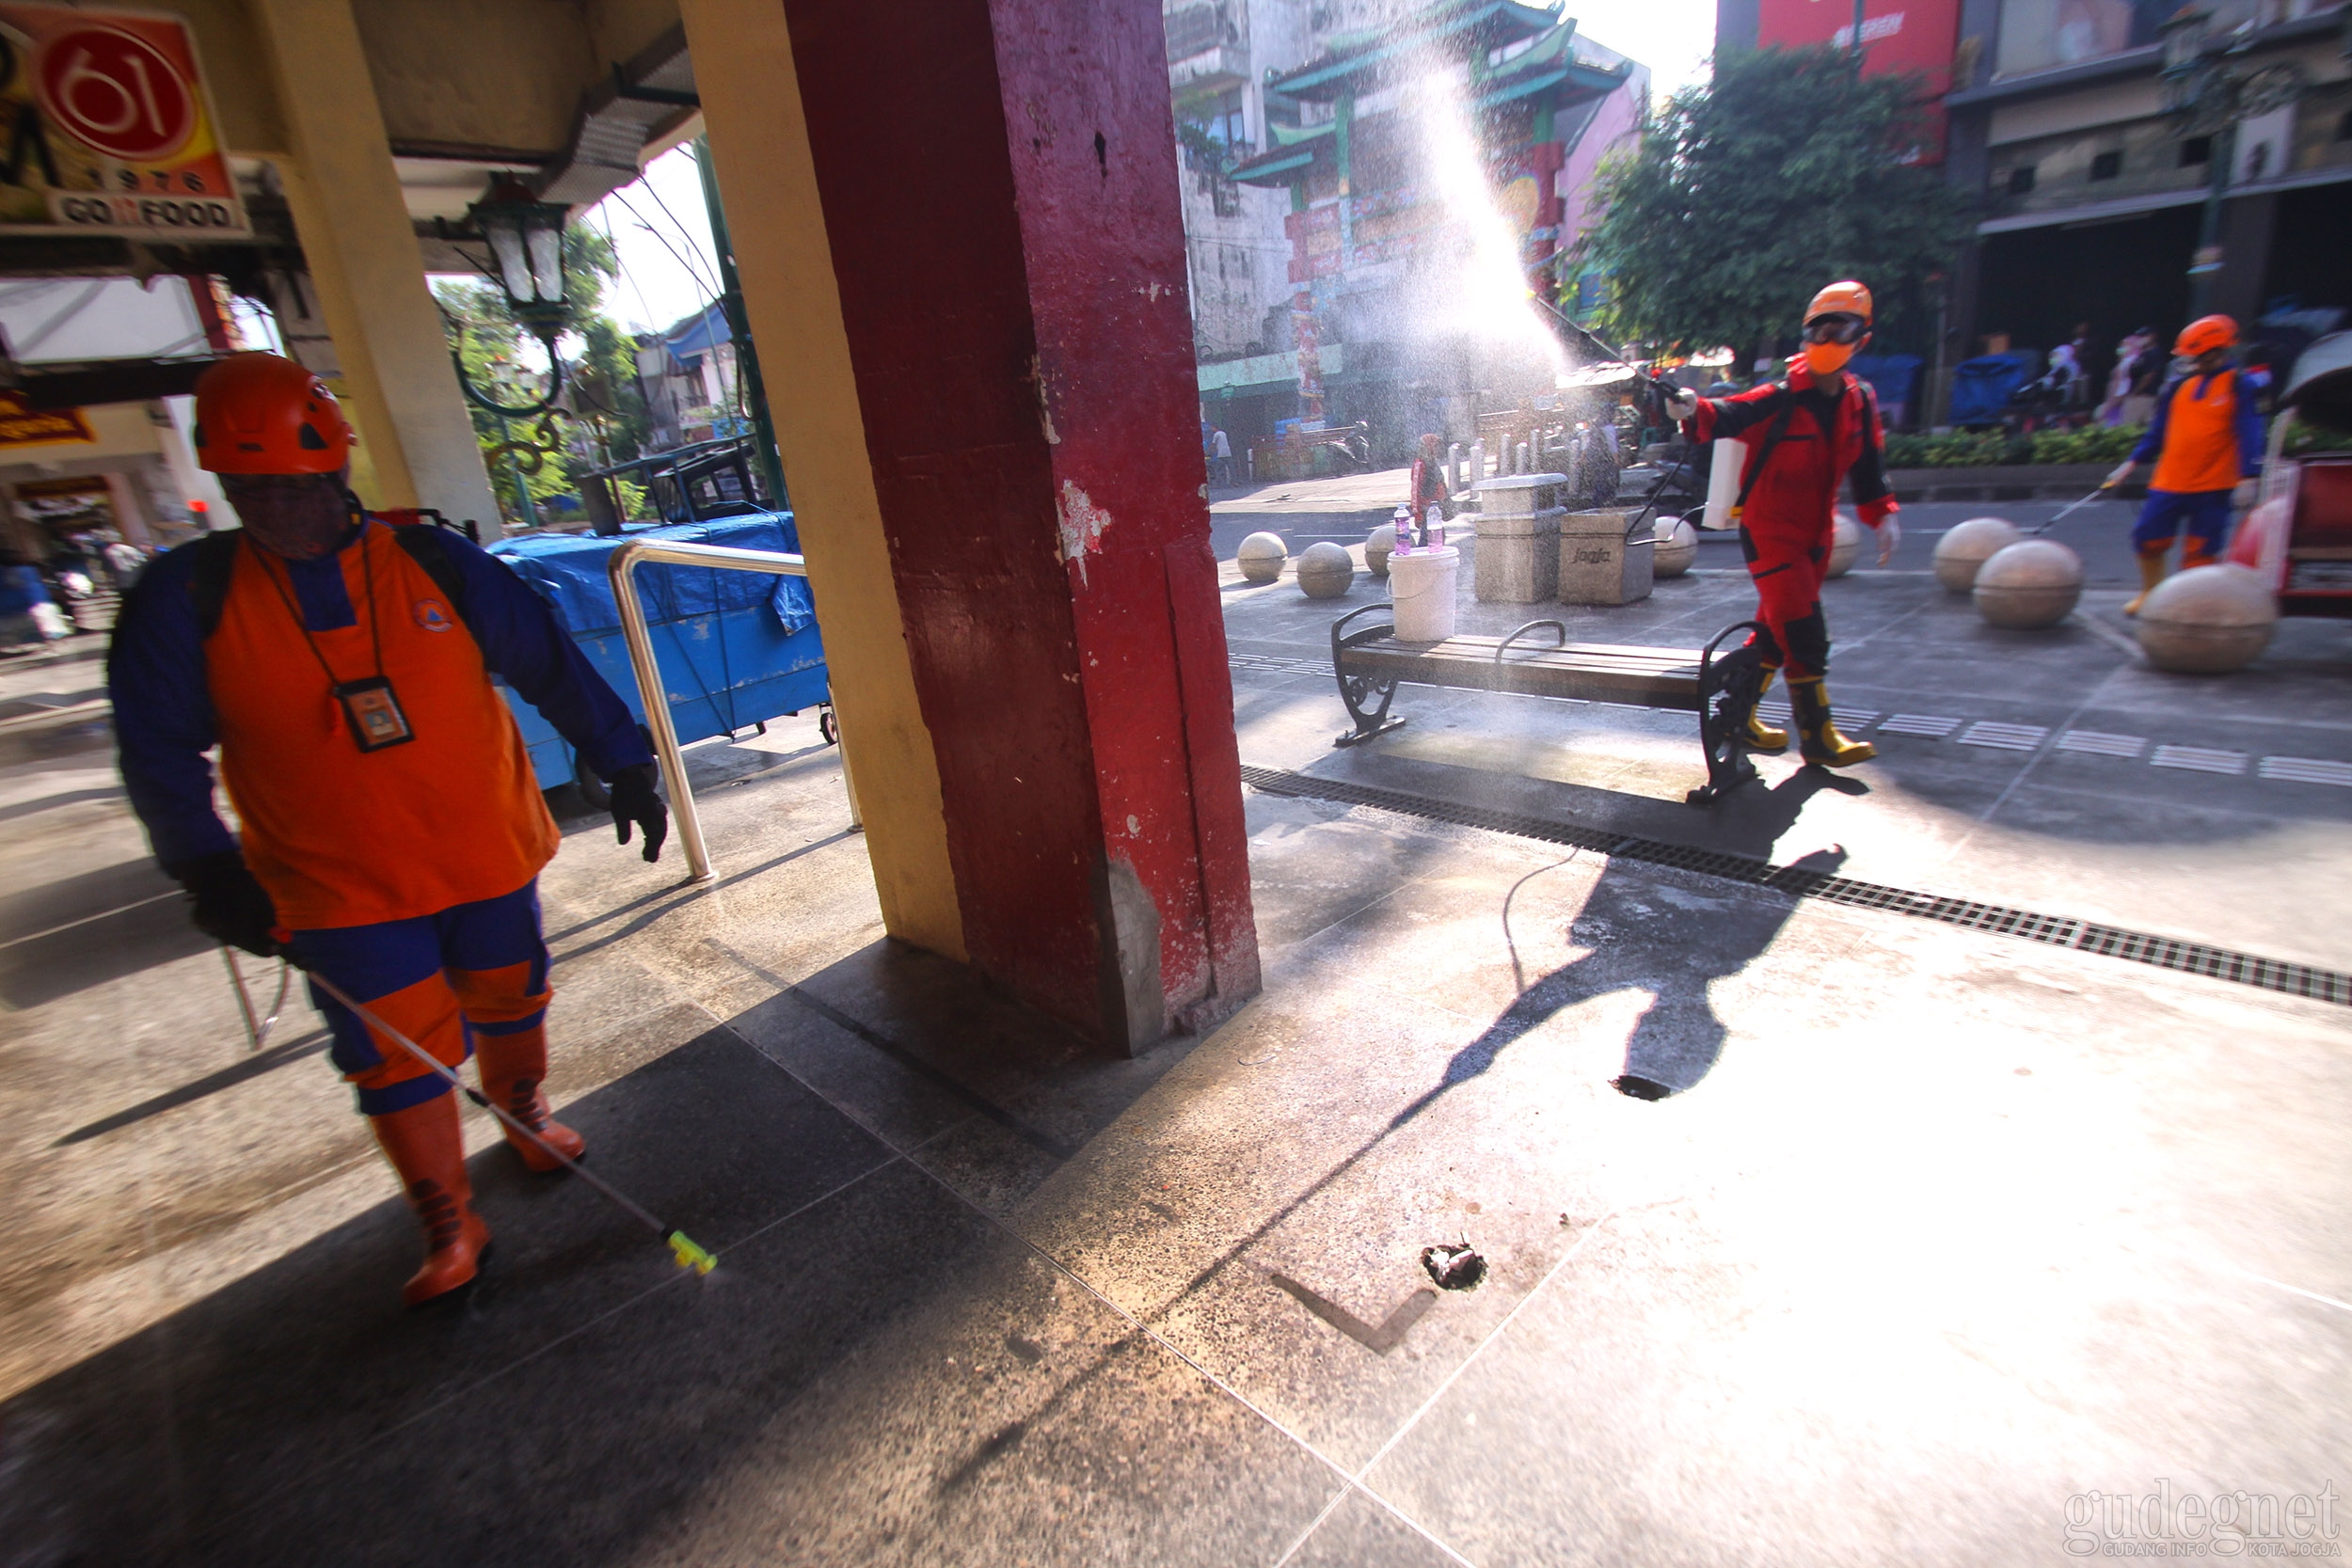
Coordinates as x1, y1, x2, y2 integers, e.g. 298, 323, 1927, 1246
1328, 605, 1767, 804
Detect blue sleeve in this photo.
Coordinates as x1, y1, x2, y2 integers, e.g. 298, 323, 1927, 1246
437, 532, 652, 780
2130, 381, 2173, 467
105, 545, 235, 869
2235, 379, 2265, 478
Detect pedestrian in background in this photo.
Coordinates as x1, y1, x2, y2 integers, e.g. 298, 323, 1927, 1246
1211, 427, 1233, 487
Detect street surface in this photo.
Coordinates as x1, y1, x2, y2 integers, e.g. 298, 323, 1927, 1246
0, 505, 2343, 1566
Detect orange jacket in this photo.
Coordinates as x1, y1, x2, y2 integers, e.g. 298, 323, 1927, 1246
202, 524, 558, 927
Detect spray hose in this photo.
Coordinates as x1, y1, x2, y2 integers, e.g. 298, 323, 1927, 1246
289, 958, 716, 1275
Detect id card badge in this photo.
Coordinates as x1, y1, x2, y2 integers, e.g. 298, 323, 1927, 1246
334, 677, 416, 752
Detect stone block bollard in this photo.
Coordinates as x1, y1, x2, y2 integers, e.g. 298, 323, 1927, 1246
1447, 443, 1462, 495
1472, 473, 1565, 603
1558, 507, 1654, 606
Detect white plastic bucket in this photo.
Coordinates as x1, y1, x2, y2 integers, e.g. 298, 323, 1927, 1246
1389, 546, 1460, 642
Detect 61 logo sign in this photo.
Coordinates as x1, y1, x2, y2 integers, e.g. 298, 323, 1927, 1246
0, 4, 246, 236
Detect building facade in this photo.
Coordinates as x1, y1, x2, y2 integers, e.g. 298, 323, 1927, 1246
1175, 0, 1647, 463
1942, 0, 2348, 404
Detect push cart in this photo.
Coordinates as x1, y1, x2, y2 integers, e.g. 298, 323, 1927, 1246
486, 512, 831, 801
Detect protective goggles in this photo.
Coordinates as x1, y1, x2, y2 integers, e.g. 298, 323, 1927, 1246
1803, 313, 1869, 345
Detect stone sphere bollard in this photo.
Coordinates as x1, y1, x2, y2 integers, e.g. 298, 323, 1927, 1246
1295, 540, 1356, 599
1932, 516, 2021, 593
1826, 510, 1865, 578
1366, 522, 1396, 578
1973, 539, 2083, 628
1653, 516, 1697, 578
2136, 563, 2278, 673
1237, 531, 1287, 584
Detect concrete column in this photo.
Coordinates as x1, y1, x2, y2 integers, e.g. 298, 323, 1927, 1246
2211, 192, 2279, 328
246, 0, 502, 535
685, 0, 1260, 1051
102, 472, 154, 550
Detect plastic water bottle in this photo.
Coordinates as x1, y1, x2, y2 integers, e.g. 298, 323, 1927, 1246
1392, 503, 1415, 556
1424, 505, 1445, 551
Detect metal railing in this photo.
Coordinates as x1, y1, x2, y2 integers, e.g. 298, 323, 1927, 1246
607, 537, 858, 887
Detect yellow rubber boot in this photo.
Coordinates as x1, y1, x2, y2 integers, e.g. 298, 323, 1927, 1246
1789, 676, 1875, 768
1743, 668, 1788, 753
2123, 551, 2167, 617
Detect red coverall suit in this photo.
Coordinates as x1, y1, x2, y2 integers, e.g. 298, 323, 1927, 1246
1685, 363, 1897, 687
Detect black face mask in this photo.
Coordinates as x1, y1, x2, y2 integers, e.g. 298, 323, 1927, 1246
220, 475, 359, 561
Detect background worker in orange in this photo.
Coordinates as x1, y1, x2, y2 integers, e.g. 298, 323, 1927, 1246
2106, 314, 2265, 615
1667, 280, 1899, 768
107, 354, 668, 1307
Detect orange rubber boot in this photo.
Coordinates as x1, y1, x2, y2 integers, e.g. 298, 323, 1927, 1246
370, 1093, 490, 1307
476, 1028, 584, 1173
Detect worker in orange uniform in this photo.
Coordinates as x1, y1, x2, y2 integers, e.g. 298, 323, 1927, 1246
1666, 281, 1899, 768
2106, 314, 2265, 615
107, 354, 667, 1307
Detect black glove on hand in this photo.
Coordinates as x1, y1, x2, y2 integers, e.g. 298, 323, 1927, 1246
169, 850, 281, 957
607, 763, 669, 863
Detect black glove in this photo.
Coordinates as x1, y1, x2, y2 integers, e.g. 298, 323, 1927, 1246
607, 763, 668, 863
168, 850, 281, 957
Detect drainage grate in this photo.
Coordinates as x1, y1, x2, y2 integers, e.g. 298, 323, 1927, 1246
1879, 714, 1962, 737
1239, 765, 2352, 1008
2151, 745, 2247, 776
2058, 730, 2148, 758
2259, 756, 2352, 787
1958, 721, 2049, 752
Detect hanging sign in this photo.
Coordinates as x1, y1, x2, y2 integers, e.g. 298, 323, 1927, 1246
0, 390, 94, 447
0, 4, 246, 237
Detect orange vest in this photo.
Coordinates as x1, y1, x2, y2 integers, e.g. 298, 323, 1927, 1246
2151, 369, 2243, 495
206, 525, 557, 929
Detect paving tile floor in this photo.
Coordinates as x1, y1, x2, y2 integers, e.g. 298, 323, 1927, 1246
2, 519, 2348, 1565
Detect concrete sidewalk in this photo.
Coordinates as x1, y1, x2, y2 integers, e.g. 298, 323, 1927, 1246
0, 520, 2345, 1566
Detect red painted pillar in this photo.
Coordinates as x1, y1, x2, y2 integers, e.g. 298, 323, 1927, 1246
777, 0, 1258, 1051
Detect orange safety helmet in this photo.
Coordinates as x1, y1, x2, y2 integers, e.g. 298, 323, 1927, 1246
1804, 279, 1874, 325
2174, 314, 2236, 357
192, 352, 354, 475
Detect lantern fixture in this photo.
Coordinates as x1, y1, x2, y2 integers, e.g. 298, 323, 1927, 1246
452, 174, 571, 419
467, 177, 570, 337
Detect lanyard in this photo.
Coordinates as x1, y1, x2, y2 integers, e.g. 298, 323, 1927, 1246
249, 518, 384, 689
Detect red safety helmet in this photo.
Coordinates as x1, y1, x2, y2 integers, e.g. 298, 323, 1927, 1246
2174, 314, 2236, 357
192, 353, 354, 475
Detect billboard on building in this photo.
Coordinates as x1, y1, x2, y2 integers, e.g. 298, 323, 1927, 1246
0, 390, 93, 447
1755, 0, 1963, 158
0, 4, 246, 237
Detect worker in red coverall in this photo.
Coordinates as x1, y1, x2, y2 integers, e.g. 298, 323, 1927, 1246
108, 354, 669, 1307
1408, 432, 1454, 522
1666, 280, 1900, 768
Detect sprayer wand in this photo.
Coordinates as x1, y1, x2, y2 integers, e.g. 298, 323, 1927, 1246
291, 959, 716, 1275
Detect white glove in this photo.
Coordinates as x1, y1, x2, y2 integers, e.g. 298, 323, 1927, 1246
2105, 460, 2137, 489
2232, 478, 2258, 510
1876, 515, 1900, 567
1665, 388, 1699, 420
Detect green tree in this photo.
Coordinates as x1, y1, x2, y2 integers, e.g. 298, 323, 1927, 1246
1575, 47, 1970, 364
434, 224, 653, 524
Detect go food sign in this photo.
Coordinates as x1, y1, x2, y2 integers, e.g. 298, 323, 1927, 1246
0, 5, 246, 236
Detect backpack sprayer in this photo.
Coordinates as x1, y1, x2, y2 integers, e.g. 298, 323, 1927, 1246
287, 957, 717, 1276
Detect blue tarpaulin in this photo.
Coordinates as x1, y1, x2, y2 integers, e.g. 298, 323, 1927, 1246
1949, 352, 2039, 427
491, 515, 817, 637
487, 513, 828, 790
1849, 355, 1923, 424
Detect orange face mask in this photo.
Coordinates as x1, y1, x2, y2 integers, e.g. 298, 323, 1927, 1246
1804, 341, 1857, 377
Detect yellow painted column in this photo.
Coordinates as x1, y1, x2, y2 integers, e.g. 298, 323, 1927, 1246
678, 0, 965, 961
246, 0, 503, 534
